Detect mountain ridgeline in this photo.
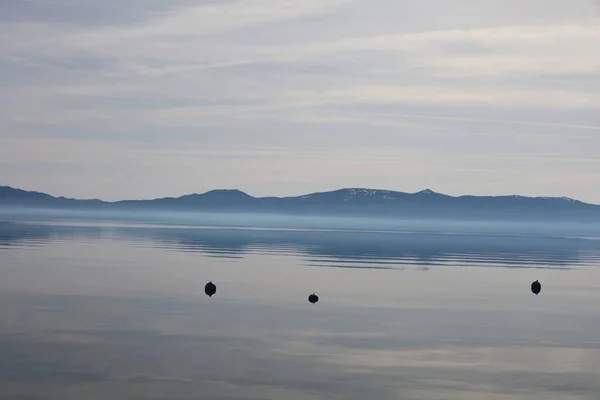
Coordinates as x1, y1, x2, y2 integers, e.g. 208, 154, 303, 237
1, 185, 599, 221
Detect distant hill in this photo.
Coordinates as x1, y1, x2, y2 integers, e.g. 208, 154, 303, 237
1, 185, 599, 221
0, 186, 104, 207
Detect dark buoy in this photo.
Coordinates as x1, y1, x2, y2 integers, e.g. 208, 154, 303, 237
531, 280, 541, 295
205, 281, 216, 297
308, 293, 319, 304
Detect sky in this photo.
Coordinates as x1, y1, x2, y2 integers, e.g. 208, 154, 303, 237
1, 0, 600, 202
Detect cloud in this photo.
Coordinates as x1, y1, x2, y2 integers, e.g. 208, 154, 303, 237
1, 0, 600, 200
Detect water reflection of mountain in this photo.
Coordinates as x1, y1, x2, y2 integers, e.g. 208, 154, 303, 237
2, 221, 599, 270
0, 221, 53, 249
113, 226, 600, 270
0, 221, 103, 249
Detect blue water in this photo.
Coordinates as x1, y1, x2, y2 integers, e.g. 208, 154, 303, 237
1, 219, 600, 399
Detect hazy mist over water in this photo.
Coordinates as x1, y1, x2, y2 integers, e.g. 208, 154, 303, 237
1, 217, 600, 399
2, 206, 600, 237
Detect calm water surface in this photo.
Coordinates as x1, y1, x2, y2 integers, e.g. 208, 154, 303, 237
1, 220, 600, 399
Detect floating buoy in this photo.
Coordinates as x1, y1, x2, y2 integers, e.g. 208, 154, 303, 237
531, 280, 541, 295
308, 293, 319, 304
205, 281, 217, 297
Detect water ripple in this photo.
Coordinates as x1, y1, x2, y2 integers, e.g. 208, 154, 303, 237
1, 221, 600, 271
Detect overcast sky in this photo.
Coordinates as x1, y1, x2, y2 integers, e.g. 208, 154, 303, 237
1, 0, 600, 202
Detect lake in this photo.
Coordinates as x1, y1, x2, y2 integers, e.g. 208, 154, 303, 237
1, 218, 600, 399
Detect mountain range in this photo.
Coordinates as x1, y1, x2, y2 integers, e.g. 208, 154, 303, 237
2, 185, 600, 221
